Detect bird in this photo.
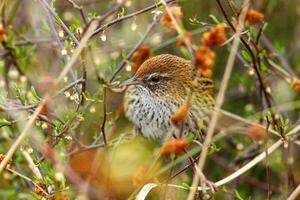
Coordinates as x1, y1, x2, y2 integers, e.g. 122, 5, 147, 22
123, 54, 215, 140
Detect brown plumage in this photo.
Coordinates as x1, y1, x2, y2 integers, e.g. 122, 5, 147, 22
123, 54, 214, 139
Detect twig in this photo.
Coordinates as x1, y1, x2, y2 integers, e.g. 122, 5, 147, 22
220, 109, 279, 136
38, 0, 79, 46
22, 151, 43, 180
39, 0, 76, 80
14, 37, 67, 46
98, 86, 107, 145
0, 103, 37, 112
94, 0, 126, 27
67, 0, 88, 25
109, 14, 161, 83
216, 0, 286, 140
0, 98, 48, 173
261, 35, 297, 77
91, 0, 176, 37
44, 144, 102, 199
6, 167, 49, 196
186, 2, 249, 199
215, 124, 300, 189
0, 20, 98, 174
287, 184, 300, 200
212, 154, 280, 193
161, 0, 194, 61
163, 157, 176, 200
55, 21, 98, 83
137, 123, 300, 199
264, 116, 271, 200
54, 78, 85, 96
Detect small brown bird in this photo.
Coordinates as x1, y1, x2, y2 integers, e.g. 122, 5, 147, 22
123, 54, 215, 139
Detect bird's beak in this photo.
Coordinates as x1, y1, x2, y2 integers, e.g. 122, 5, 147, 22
120, 77, 141, 87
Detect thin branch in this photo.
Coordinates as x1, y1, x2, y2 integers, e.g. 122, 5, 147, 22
0, 98, 48, 173
187, 2, 249, 199
54, 78, 85, 96
22, 151, 43, 180
93, 0, 126, 27
261, 35, 297, 77
264, 116, 271, 200
6, 167, 49, 196
13, 37, 67, 46
55, 21, 98, 83
91, 0, 176, 37
216, 0, 286, 140
39, 0, 76, 80
99, 86, 107, 145
137, 123, 300, 199
0, 21, 98, 174
161, 0, 194, 61
38, 0, 79, 45
287, 184, 300, 200
67, 0, 88, 25
109, 14, 161, 83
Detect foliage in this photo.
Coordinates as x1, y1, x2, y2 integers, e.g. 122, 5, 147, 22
0, 0, 300, 200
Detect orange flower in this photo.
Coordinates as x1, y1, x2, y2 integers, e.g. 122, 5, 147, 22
160, 6, 183, 30
195, 45, 216, 70
171, 104, 189, 125
247, 124, 266, 143
202, 24, 227, 46
246, 9, 264, 25
132, 46, 152, 73
132, 166, 149, 187
161, 139, 190, 157
0, 28, 5, 43
39, 104, 48, 115
291, 79, 300, 92
176, 29, 193, 47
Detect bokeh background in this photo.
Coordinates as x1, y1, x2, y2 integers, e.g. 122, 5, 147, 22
0, 0, 300, 199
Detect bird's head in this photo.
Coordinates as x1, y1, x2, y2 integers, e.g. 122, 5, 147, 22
122, 54, 195, 99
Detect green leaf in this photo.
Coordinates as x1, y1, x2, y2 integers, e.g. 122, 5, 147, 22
181, 182, 190, 190
11, 84, 19, 98
189, 16, 201, 26
87, 12, 97, 21
234, 189, 245, 200
208, 143, 221, 155
30, 86, 41, 102
118, 7, 125, 17
241, 50, 252, 62
209, 14, 221, 24
0, 118, 11, 127
262, 22, 268, 33
159, 5, 164, 11
179, 47, 189, 59
20, 90, 27, 104
186, 134, 194, 142
249, 26, 256, 38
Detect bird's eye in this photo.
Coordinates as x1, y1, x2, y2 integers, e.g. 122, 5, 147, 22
148, 75, 160, 83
